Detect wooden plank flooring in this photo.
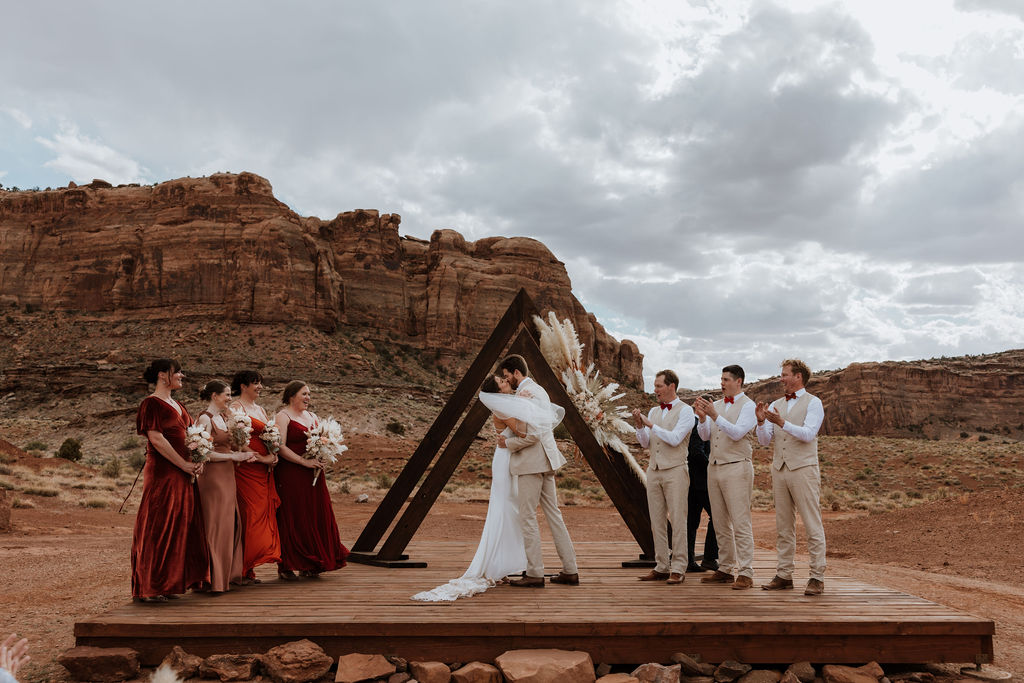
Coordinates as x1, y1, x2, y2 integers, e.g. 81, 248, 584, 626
76, 541, 994, 666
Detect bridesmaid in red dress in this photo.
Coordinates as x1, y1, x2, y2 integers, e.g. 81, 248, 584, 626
131, 359, 210, 602
230, 370, 281, 583
194, 380, 253, 593
273, 381, 349, 580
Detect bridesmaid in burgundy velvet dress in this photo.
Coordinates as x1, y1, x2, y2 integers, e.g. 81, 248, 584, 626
273, 381, 348, 580
131, 359, 210, 602
230, 370, 281, 583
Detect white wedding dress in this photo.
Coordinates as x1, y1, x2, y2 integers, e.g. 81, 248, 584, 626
411, 427, 527, 602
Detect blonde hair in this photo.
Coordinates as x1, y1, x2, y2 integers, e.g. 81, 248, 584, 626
782, 359, 811, 385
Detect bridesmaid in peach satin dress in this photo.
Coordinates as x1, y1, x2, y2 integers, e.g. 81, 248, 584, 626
230, 370, 281, 583
194, 380, 254, 593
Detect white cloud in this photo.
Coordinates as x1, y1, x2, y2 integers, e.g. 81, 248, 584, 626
35, 123, 148, 185
1, 106, 32, 129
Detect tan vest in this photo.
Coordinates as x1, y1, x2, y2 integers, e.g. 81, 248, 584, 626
771, 393, 819, 471
649, 403, 687, 471
708, 395, 753, 465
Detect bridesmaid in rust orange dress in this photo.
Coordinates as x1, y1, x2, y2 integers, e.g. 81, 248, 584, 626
131, 358, 209, 602
230, 370, 281, 583
195, 380, 252, 593
273, 381, 349, 580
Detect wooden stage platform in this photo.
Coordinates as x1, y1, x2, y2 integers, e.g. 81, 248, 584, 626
76, 541, 994, 666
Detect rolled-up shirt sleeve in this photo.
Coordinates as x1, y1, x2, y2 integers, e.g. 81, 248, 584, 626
782, 396, 824, 442
715, 401, 756, 441
650, 404, 695, 447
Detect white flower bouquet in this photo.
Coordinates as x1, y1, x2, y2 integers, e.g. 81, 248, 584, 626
304, 417, 348, 485
226, 408, 254, 450
259, 421, 282, 455
185, 425, 213, 481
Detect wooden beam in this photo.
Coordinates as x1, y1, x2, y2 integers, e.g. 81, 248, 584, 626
375, 399, 492, 561
351, 289, 531, 553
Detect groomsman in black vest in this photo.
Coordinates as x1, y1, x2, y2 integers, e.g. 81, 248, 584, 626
632, 369, 695, 585
686, 416, 719, 572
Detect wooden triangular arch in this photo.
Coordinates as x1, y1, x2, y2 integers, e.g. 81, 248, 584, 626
349, 289, 654, 567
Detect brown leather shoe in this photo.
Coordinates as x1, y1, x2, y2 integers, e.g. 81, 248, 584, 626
639, 570, 670, 581
700, 570, 735, 584
550, 572, 579, 585
666, 572, 684, 585
509, 575, 545, 588
761, 575, 794, 591
732, 575, 753, 590
804, 578, 824, 595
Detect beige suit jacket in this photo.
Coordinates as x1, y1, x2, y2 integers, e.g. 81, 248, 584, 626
506, 377, 566, 476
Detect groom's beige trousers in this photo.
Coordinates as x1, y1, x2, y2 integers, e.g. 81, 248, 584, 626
517, 471, 578, 578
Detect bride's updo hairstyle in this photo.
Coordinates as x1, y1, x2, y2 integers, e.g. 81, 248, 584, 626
281, 380, 308, 407
481, 376, 500, 393
143, 358, 181, 385
199, 379, 230, 402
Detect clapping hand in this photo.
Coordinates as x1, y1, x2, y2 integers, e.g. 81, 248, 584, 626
694, 396, 717, 421
1, 633, 30, 678
756, 401, 783, 427
631, 408, 651, 428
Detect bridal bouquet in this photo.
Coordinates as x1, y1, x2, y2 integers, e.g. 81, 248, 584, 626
259, 421, 282, 455
304, 417, 348, 486
226, 408, 253, 450
534, 311, 645, 483
185, 425, 213, 481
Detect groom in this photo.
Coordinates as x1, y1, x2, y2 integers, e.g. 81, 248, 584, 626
496, 354, 579, 587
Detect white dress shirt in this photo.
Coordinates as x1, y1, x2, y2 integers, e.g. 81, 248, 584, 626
635, 398, 695, 449
755, 388, 824, 445
696, 392, 756, 441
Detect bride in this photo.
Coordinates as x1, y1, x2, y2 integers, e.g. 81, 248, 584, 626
411, 373, 565, 602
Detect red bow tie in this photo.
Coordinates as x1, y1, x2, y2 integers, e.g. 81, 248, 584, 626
723, 396, 734, 404
785, 392, 798, 401
659, 403, 673, 410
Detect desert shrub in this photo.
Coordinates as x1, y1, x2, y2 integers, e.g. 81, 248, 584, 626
557, 476, 582, 490
908, 490, 923, 499
0, 453, 13, 464
11, 498, 34, 509
339, 480, 351, 494
24, 441, 47, 451
978, 434, 989, 442
81, 499, 107, 509
102, 456, 122, 479
960, 431, 969, 439
119, 436, 140, 451
22, 487, 59, 497
127, 451, 147, 471
375, 473, 394, 489
0, 465, 11, 476
385, 420, 406, 436
0, 480, 15, 490
56, 438, 83, 462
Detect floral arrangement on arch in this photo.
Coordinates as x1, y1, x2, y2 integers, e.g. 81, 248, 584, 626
533, 311, 645, 483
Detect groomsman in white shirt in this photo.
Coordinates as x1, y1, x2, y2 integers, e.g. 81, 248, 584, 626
632, 369, 695, 585
693, 365, 757, 590
756, 358, 827, 596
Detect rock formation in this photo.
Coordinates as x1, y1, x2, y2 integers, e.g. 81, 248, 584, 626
0, 173, 642, 387
681, 349, 1024, 438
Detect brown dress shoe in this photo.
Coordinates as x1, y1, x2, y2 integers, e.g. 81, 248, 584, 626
550, 572, 579, 585
639, 570, 670, 581
700, 570, 735, 584
804, 578, 824, 595
509, 575, 545, 587
761, 575, 794, 591
666, 572, 684, 585
732, 575, 753, 590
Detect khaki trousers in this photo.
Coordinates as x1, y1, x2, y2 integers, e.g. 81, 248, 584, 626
708, 460, 754, 578
772, 463, 826, 581
517, 471, 578, 578
646, 464, 689, 575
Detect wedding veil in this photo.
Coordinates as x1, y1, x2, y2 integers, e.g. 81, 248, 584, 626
478, 391, 565, 435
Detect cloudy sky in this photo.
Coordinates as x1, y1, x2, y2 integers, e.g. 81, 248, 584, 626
2, 0, 1023, 388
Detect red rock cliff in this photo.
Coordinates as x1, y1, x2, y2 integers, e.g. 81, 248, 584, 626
0, 173, 643, 387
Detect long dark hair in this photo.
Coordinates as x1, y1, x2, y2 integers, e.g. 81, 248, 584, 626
143, 358, 180, 385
